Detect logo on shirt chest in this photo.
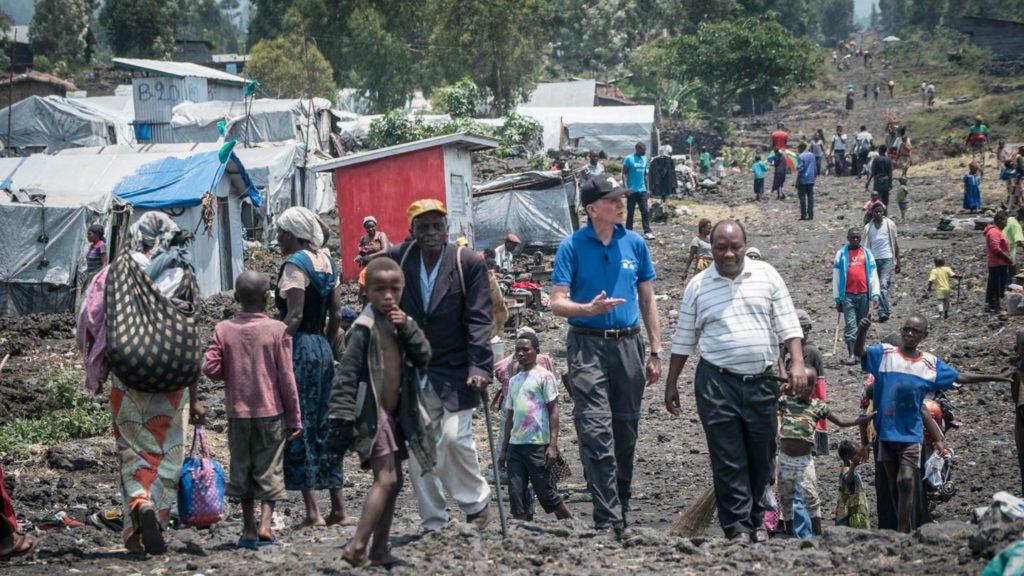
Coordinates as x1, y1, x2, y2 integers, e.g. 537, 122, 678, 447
620, 259, 637, 271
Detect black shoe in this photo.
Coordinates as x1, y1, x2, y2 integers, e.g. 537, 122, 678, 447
878, 314, 890, 322
138, 502, 166, 555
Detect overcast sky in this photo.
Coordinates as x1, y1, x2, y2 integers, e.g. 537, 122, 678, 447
855, 0, 875, 20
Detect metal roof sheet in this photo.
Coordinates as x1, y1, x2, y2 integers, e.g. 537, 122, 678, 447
112, 58, 246, 85
312, 132, 499, 172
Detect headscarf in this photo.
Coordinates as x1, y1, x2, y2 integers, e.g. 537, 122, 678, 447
130, 212, 179, 254
278, 206, 324, 250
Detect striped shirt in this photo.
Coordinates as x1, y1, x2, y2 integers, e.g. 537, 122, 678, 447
671, 259, 802, 375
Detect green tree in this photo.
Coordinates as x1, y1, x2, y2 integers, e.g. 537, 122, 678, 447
28, 0, 93, 69
246, 35, 337, 99
339, 3, 422, 113
635, 15, 821, 128
425, 0, 549, 115
100, 0, 178, 58
876, 0, 908, 34
176, 0, 244, 53
248, 0, 293, 47
817, 0, 856, 44
869, 2, 881, 30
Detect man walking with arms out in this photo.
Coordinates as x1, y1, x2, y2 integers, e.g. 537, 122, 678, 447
551, 175, 662, 539
664, 219, 808, 545
623, 142, 654, 240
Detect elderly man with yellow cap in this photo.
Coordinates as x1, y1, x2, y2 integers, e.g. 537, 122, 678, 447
385, 198, 495, 531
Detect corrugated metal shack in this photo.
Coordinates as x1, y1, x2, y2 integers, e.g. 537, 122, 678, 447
114, 58, 246, 144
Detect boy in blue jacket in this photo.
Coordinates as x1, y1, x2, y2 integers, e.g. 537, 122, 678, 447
832, 227, 880, 364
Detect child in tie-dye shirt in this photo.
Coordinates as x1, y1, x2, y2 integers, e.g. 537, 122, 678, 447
498, 333, 572, 521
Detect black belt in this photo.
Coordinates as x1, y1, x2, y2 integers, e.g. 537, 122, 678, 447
699, 359, 787, 383
569, 325, 641, 339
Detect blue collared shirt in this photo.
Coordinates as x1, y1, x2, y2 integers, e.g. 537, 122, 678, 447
419, 244, 446, 310
797, 151, 816, 184
552, 223, 656, 330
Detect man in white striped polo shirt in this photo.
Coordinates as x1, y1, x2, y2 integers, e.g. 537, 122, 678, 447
665, 219, 808, 545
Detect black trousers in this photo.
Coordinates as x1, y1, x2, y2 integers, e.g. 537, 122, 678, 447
798, 183, 814, 219
694, 360, 779, 539
626, 192, 651, 234
506, 444, 562, 516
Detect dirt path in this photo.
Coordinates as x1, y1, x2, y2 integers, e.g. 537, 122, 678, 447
3, 63, 1022, 574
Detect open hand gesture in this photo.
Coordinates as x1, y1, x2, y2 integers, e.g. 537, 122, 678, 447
585, 291, 626, 316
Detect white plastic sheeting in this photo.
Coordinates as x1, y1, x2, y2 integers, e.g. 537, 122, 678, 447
472, 171, 575, 251
169, 98, 333, 152
0, 96, 128, 154
0, 150, 256, 314
58, 142, 334, 216
515, 105, 655, 157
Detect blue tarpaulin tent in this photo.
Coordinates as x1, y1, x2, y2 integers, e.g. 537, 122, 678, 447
112, 150, 260, 209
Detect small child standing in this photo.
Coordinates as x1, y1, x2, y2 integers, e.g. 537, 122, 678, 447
777, 367, 872, 536
1002, 159, 1020, 209
328, 258, 433, 569
752, 155, 767, 201
499, 332, 572, 521
713, 153, 725, 179
895, 177, 909, 220
82, 224, 108, 290
834, 441, 870, 529
927, 257, 958, 319
201, 271, 302, 549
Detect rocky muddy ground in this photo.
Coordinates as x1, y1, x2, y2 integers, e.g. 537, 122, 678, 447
3, 157, 1022, 575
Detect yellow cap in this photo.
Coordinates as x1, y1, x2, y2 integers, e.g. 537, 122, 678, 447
407, 198, 447, 224
455, 237, 469, 247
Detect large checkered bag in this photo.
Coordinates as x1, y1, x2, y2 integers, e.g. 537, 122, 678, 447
178, 426, 225, 527
105, 250, 201, 393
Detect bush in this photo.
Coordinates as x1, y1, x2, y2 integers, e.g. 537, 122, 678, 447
527, 152, 550, 171
433, 77, 481, 118
500, 111, 542, 149
367, 109, 431, 149
0, 370, 109, 456
32, 54, 53, 73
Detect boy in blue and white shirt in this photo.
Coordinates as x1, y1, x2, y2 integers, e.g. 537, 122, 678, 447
854, 314, 1009, 533
752, 155, 768, 201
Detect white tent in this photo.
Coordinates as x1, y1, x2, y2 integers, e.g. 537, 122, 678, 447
515, 105, 655, 156
0, 96, 132, 155
0, 149, 260, 314
58, 142, 334, 216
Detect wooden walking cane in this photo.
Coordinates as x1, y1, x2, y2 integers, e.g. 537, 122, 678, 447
829, 311, 842, 356
480, 389, 508, 538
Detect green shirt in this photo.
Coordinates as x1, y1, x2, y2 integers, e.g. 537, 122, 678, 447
778, 396, 831, 445
699, 152, 711, 170
895, 184, 908, 204
1005, 217, 1023, 261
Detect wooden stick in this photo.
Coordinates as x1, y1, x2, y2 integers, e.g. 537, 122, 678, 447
0, 353, 9, 376
830, 311, 842, 356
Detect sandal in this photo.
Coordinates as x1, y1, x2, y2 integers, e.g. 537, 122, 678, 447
0, 533, 37, 561
136, 502, 166, 555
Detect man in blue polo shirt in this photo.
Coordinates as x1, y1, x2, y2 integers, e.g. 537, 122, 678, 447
622, 142, 653, 240
551, 174, 662, 539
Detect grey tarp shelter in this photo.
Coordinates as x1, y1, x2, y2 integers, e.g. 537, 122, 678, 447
0, 150, 258, 315
0, 95, 129, 155
169, 98, 334, 154
472, 171, 575, 252
515, 105, 655, 157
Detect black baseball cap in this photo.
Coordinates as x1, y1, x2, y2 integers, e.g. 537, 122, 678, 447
581, 175, 631, 206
